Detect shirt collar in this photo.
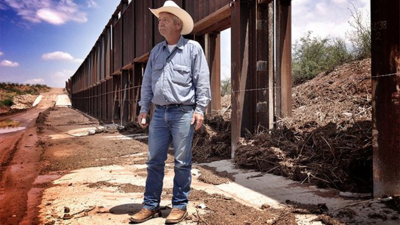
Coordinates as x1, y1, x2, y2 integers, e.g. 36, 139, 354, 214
162, 36, 185, 50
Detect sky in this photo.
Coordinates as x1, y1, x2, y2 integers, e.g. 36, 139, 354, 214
0, 0, 118, 87
220, 0, 371, 81
0, 0, 371, 88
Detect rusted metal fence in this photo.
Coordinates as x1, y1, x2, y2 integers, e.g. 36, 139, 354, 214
67, 0, 234, 125
65, 0, 296, 159
371, 0, 400, 197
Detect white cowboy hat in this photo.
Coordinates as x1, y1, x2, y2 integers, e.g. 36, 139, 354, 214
149, 1, 194, 35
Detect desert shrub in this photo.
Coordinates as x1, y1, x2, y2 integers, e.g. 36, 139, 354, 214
0, 82, 48, 95
0, 99, 14, 107
221, 78, 231, 96
292, 32, 351, 84
347, 5, 371, 60
325, 38, 351, 66
14, 89, 22, 95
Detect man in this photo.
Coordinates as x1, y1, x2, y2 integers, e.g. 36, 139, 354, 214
130, 1, 211, 224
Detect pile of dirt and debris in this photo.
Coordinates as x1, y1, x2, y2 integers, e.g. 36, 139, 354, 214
192, 114, 231, 163
10, 94, 38, 110
192, 95, 232, 163
195, 59, 373, 193
0, 83, 49, 115
235, 59, 372, 193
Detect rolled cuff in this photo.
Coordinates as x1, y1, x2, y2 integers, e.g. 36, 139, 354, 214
140, 106, 149, 114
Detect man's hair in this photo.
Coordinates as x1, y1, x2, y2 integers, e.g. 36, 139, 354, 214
164, 12, 183, 32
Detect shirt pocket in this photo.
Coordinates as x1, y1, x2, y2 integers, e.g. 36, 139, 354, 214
172, 64, 191, 86
152, 63, 164, 72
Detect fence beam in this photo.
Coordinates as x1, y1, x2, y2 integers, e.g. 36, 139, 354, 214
231, 0, 256, 157
206, 32, 221, 114
371, 0, 400, 197
276, 0, 292, 118
255, 1, 272, 130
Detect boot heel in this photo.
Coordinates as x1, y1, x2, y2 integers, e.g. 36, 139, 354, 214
154, 211, 162, 218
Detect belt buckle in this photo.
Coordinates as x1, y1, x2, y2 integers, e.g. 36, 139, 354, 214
170, 104, 180, 108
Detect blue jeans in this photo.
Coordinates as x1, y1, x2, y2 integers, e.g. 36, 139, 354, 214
143, 104, 195, 210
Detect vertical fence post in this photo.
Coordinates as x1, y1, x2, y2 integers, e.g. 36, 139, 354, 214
371, 0, 400, 197
276, 0, 292, 118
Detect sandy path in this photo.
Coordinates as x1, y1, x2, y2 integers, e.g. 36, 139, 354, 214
0, 88, 64, 225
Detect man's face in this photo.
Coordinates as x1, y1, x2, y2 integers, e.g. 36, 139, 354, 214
158, 12, 181, 37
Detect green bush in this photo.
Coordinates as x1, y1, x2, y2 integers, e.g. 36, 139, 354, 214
0, 99, 14, 107
292, 32, 351, 84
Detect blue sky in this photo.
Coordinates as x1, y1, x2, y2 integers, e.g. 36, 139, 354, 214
0, 0, 117, 87
0, 0, 370, 88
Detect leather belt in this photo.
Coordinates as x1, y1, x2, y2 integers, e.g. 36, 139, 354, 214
156, 104, 194, 108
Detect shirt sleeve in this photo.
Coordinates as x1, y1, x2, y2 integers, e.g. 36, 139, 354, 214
138, 56, 153, 113
192, 44, 211, 115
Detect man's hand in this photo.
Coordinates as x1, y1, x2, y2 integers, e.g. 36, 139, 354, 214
138, 112, 148, 129
191, 113, 204, 130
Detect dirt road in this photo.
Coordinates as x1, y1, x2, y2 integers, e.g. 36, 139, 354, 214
0, 88, 63, 225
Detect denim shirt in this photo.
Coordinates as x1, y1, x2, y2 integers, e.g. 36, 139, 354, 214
139, 36, 211, 115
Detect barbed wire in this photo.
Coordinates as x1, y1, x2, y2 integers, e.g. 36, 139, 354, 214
71, 85, 141, 99
231, 72, 398, 93
371, 72, 399, 79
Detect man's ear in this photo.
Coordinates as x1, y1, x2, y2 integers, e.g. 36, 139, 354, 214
179, 22, 183, 31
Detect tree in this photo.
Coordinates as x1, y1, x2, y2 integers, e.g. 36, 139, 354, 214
347, 4, 371, 60
292, 32, 351, 84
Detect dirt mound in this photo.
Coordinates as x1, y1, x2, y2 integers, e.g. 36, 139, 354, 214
234, 59, 372, 193
287, 58, 371, 129
11, 94, 38, 110
194, 59, 373, 193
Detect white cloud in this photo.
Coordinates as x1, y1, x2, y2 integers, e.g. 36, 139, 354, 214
42, 51, 73, 60
292, 0, 370, 43
52, 70, 72, 79
42, 51, 82, 63
36, 8, 66, 25
0, 59, 19, 67
25, 78, 45, 85
316, 2, 329, 15
2, 0, 88, 25
0, 51, 3, 56
87, 0, 98, 8
331, 0, 347, 4
50, 70, 72, 87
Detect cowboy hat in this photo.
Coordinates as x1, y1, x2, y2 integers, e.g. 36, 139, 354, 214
149, 1, 194, 35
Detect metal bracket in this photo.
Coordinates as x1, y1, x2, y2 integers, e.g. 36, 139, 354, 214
257, 20, 268, 30
257, 61, 268, 72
